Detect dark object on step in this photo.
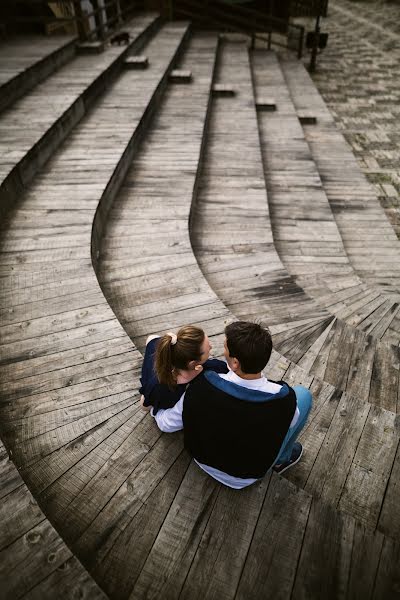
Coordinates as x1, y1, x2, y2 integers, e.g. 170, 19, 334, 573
306, 32, 328, 50
110, 31, 130, 46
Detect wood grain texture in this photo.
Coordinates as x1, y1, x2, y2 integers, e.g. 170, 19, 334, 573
0, 440, 105, 598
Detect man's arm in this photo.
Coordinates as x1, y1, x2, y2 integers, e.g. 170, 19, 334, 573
150, 393, 185, 432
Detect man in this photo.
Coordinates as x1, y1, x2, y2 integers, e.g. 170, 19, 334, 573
150, 321, 312, 489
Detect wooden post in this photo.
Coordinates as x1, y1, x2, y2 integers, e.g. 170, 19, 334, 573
297, 25, 304, 59
92, 0, 105, 39
309, 11, 321, 72
73, 0, 87, 41
115, 0, 123, 25
168, 0, 174, 21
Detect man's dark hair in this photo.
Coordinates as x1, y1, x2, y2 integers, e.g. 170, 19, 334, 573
225, 321, 272, 374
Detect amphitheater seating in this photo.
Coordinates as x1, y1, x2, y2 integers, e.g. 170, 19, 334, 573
0, 35, 76, 113
282, 55, 400, 294
252, 51, 400, 343
97, 37, 399, 596
0, 22, 400, 600
0, 13, 159, 217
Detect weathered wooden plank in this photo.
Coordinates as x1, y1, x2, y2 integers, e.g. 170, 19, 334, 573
345, 329, 376, 401
292, 499, 355, 600
346, 522, 384, 600
92, 451, 191, 599
305, 393, 370, 506
12, 395, 135, 467
180, 476, 270, 600
368, 342, 400, 412
58, 416, 169, 548
129, 462, 220, 599
236, 474, 312, 600
378, 440, 400, 540
25, 555, 107, 600
372, 537, 400, 599
297, 317, 336, 373
0, 444, 22, 500
286, 378, 341, 489
21, 404, 140, 494
69, 429, 184, 566
339, 404, 399, 527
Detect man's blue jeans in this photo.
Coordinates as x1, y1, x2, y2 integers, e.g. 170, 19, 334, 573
274, 385, 313, 465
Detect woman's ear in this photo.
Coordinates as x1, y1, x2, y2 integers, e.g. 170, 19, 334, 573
187, 360, 203, 372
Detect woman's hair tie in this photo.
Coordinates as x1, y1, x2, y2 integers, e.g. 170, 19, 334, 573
166, 332, 177, 345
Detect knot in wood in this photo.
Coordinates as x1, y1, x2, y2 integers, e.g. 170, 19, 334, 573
26, 530, 41, 545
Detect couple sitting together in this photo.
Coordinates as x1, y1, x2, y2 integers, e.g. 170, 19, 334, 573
140, 321, 312, 489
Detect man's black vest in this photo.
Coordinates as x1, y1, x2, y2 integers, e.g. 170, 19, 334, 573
182, 371, 297, 479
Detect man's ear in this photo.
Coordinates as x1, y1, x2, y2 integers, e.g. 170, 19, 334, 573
230, 357, 240, 372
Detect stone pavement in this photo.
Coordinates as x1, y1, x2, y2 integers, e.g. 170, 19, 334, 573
299, 0, 400, 238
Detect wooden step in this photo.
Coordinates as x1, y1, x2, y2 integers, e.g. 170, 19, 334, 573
282, 56, 400, 295
0, 13, 160, 219
0, 21, 190, 596
0, 35, 76, 113
251, 49, 400, 346
1, 34, 399, 597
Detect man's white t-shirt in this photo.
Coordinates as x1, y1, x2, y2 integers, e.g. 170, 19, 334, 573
151, 370, 300, 489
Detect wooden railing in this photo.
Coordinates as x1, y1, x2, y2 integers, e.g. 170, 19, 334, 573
164, 0, 306, 58
290, 0, 329, 18
0, 0, 144, 42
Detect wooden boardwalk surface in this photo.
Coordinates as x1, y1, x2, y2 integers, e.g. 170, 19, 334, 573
0, 13, 158, 217
0, 35, 74, 86
97, 38, 400, 597
0, 28, 400, 599
192, 45, 400, 412
252, 50, 400, 346
0, 439, 106, 599
0, 35, 76, 112
0, 22, 191, 598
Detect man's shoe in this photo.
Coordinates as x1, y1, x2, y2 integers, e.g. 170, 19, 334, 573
273, 442, 303, 475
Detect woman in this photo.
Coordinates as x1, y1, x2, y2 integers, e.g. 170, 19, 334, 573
140, 325, 228, 414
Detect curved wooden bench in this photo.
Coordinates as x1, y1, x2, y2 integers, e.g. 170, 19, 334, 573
189, 44, 400, 413
281, 55, 400, 295
0, 34, 76, 113
97, 38, 400, 597
251, 50, 400, 346
0, 13, 159, 219
0, 22, 190, 597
